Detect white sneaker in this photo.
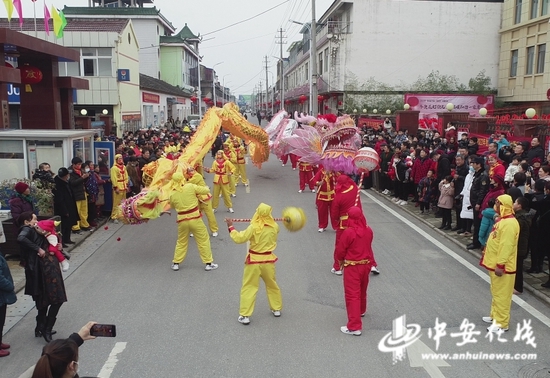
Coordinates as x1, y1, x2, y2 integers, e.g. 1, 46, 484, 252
272, 310, 281, 317
311, 189, 316, 193
212, 232, 218, 237
231, 194, 237, 198
298, 190, 303, 193
482, 316, 493, 324
331, 268, 343, 276
282, 164, 285, 167
293, 168, 296, 170
382, 189, 389, 195
213, 208, 217, 213
205, 263, 218, 271
61, 260, 70, 272
487, 323, 508, 333
399, 200, 408, 205
318, 228, 324, 233
113, 219, 119, 224
238, 316, 250, 325
190, 233, 194, 237
371, 266, 380, 275
171, 263, 179, 271
392, 197, 399, 202
340, 326, 361, 336
228, 208, 234, 213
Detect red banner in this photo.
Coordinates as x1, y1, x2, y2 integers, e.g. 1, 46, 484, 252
357, 117, 383, 130
142, 92, 160, 104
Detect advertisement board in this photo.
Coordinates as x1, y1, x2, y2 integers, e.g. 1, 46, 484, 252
404, 94, 495, 119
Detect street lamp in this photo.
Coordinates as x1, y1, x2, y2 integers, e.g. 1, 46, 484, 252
211, 61, 224, 107
267, 71, 276, 114
290, 18, 318, 116
222, 74, 232, 104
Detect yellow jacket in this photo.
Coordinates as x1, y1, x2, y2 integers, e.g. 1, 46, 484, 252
187, 172, 212, 203
210, 160, 236, 185
229, 222, 279, 264
164, 144, 179, 154
223, 149, 238, 165
234, 146, 246, 164
110, 164, 128, 191
169, 183, 211, 222
481, 196, 520, 274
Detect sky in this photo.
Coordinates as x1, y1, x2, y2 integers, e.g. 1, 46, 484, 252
9, 0, 335, 97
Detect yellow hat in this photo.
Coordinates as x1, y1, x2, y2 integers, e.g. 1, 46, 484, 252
183, 126, 191, 133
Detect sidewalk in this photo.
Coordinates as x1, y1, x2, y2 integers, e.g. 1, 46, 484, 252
5, 217, 111, 294
369, 189, 550, 304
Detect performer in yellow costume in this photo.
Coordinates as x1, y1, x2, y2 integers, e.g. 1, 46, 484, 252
223, 142, 238, 197
225, 203, 282, 325
185, 166, 219, 237
480, 194, 519, 333
110, 154, 129, 221
232, 137, 249, 186
169, 172, 218, 272
206, 150, 236, 213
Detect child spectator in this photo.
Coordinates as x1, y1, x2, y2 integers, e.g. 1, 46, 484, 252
418, 170, 435, 214
478, 199, 496, 249
437, 175, 455, 230
504, 156, 520, 186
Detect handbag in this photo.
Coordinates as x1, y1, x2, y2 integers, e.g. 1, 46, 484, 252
96, 187, 105, 206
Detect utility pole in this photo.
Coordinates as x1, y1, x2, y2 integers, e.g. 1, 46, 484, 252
311, 0, 318, 117
276, 28, 286, 109
264, 56, 269, 114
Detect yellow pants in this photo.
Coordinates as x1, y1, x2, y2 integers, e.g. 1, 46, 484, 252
173, 217, 213, 264
72, 198, 90, 230
235, 163, 248, 185
239, 263, 282, 317
199, 201, 218, 233
212, 183, 232, 209
489, 271, 515, 329
229, 174, 236, 195
111, 190, 126, 219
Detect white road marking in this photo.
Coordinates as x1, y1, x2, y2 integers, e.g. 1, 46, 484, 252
408, 338, 450, 378
362, 190, 550, 329
97, 342, 127, 378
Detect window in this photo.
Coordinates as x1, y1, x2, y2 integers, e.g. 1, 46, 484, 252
543, 0, 549, 15
515, 0, 523, 23
305, 63, 309, 83
537, 44, 546, 73
531, 0, 539, 18
510, 50, 519, 77
526, 46, 535, 74
58, 61, 80, 76
324, 48, 329, 72
78, 47, 112, 77
319, 52, 323, 75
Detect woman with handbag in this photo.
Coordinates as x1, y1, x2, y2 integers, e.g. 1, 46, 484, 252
17, 211, 67, 343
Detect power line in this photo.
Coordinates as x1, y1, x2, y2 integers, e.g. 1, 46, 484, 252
202, 0, 290, 37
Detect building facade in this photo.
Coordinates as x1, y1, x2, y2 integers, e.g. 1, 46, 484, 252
497, 0, 550, 113
283, 0, 503, 114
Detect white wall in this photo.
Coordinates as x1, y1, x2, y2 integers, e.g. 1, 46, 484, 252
344, 0, 503, 88
132, 19, 162, 78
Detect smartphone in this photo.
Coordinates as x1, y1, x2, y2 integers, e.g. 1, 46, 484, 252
90, 324, 116, 337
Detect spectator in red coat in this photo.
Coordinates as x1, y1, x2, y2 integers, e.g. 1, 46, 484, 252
410, 149, 434, 202
487, 154, 506, 180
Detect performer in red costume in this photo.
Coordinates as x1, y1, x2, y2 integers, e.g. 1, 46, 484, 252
281, 153, 299, 169
298, 160, 315, 193
330, 175, 362, 275
313, 167, 336, 232
335, 206, 376, 336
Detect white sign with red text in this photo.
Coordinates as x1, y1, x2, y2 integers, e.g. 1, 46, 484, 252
404, 94, 495, 119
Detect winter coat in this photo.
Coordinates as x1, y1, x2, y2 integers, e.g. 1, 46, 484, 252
453, 163, 469, 198
418, 176, 435, 203
526, 145, 545, 165
460, 171, 475, 220
69, 169, 88, 201
395, 160, 408, 182
478, 207, 496, 247
8, 195, 35, 226
53, 176, 79, 228
437, 181, 455, 209
0, 254, 16, 306
515, 209, 534, 259
436, 154, 451, 181
504, 164, 520, 183
470, 168, 489, 207
411, 157, 434, 184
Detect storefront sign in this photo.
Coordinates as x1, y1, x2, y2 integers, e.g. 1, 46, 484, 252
117, 69, 130, 82
404, 94, 495, 119
122, 114, 141, 121
142, 92, 160, 104
176, 97, 187, 104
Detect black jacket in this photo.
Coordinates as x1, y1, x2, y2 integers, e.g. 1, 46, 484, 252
468, 143, 479, 156
526, 145, 545, 165
32, 170, 55, 186
69, 169, 88, 201
437, 154, 451, 180
395, 160, 408, 182
470, 168, 489, 207
515, 209, 533, 258
453, 163, 469, 197
17, 225, 47, 296
53, 176, 79, 227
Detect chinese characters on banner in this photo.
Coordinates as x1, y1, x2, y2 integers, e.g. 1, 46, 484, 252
405, 94, 495, 119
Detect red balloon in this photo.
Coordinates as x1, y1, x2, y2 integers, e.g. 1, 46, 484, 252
407, 97, 419, 107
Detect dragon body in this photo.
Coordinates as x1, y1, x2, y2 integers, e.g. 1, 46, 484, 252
118, 103, 269, 224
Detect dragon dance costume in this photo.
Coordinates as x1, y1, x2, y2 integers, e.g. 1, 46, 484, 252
208, 150, 236, 212
232, 138, 249, 186
185, 169, 218, 235
313, 167, 336, 231
110, 154, 129, 220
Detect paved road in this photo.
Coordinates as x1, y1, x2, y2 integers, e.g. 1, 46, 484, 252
2, 152, 550, 378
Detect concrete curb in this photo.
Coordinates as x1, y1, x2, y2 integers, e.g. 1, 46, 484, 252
365, 189, 550, 307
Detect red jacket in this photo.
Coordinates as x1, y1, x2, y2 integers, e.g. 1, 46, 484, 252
313, 169, 335, 202
411, 157, 434, 184
335, 225, 376, 265
331, 184, 363, 230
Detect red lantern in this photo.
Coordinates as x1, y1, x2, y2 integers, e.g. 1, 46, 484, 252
19, 64, 43, 92
285, 100, 291, 104
318, 95, 324, 102
324, 105, 329, 110
338, 101, 343, 106
203, 97, 211, 103
299, 95, 307, 103
190, 96, 197, 103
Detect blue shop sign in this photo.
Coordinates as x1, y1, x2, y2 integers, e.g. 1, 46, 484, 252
7, 84, 19, 104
